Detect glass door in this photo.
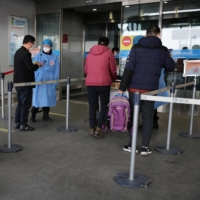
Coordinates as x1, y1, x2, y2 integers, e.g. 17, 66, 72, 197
36, 12, 61, 56
120, 2, 160, 77
36, 11, 61, 99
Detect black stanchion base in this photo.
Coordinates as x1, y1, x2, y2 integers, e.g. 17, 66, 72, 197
179, 132, 200, 138
114, 173, 151, 188
57, 126, 78, 132
155, 146, 183, 155
0, 144, 23, 153
84, 118, 89, 123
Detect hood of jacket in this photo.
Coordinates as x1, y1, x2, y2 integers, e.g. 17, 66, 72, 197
89, 44, 109, 56
139, 36, 162, 49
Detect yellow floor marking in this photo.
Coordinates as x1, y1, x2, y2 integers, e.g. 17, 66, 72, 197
71, 101, 88, 105
49, 112, 66, 117
0, 128, 14, 133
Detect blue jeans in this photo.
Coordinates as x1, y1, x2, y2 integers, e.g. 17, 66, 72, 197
15, 87, 32, 125
87, 86, 110, 129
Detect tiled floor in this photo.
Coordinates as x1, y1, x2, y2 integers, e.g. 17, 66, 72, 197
0, 100, 199, 200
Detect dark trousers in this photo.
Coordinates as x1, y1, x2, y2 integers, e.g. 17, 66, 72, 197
88, 86, 110, 129
31, 107, 50, 113
15, 86, 32, 125
129, 92, 154, 147
32, 107, 50, 111
42, 107, 50, 112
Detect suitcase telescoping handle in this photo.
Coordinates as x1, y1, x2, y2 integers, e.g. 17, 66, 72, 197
115, 93, 128, 98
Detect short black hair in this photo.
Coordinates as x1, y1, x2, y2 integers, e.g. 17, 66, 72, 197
98, 36, 109, 46
146, 25, 160, 36
112, 47, 119, 53
23, 35, 35, 44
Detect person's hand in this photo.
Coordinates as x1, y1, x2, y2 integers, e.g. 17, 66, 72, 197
34, 62, 43, 68
38, 62, 45, 67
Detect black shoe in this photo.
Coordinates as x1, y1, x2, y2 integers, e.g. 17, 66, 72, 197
141, 147, 152, 156
123, 144, 138, 153
123, 144, 131, 152
14, 123, 20, 129
43, 115, 53, 122
20, 124, 34, 131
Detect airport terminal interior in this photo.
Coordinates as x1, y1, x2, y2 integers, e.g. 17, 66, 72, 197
0, 0, 200, 199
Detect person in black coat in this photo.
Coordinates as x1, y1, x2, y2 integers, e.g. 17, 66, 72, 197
13, 35, 42, 131
119, 25, 176, 155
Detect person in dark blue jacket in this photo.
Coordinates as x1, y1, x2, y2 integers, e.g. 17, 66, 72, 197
119, 25, 176, 156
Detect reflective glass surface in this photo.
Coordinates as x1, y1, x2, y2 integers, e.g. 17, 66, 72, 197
36, 13, 60, 56
162, 0, 200, 89
120, 3, 159, 77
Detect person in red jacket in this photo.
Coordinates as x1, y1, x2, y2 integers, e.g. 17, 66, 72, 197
84, 36, 117, 138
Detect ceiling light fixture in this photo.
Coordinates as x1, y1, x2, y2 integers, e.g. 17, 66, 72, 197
125, 6, 130, 8
93, 9, 97, 11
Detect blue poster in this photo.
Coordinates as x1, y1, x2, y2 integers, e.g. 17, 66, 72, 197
9, 16, 28, 66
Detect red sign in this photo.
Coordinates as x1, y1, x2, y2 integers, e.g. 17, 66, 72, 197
122, 36, 132, 47
62, 34, 68, 43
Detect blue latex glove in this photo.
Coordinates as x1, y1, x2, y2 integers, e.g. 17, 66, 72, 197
52, 85, 56, 90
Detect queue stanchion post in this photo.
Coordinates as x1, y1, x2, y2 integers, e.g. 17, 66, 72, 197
179, 76, 200, 138
0, 73, 8, 120
57, 77, 78, 132
155, 83, 183, 154
0, 81, 22, 153
114, 92, 151, 188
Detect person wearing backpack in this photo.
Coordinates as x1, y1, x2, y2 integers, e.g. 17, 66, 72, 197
84, 36, 117, 138
118, 26, 176, 155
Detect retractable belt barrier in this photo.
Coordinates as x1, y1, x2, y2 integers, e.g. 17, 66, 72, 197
115, 78, 200, 189
1, 75, 199, 186
13, 78, 85, 87
0, 77, 85, 153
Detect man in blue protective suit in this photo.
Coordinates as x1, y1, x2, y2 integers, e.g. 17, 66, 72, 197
30, 39, 60, 122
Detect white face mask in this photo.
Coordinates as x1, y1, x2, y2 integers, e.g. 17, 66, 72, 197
43, 47, 50, 53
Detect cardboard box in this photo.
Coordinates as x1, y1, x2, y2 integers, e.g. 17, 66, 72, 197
111, 82, 120, 90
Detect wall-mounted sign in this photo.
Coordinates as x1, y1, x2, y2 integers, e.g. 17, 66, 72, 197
172, 49, 200, 59
8, 15, 28, 66
62, 34, 68, 43
120, 36, 134, 51
184, 60, 200, 77
62, 34, 68, 50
